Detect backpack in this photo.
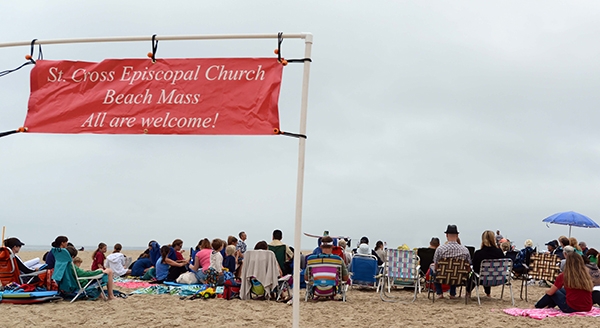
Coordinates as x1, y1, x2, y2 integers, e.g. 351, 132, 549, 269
223, 278, 241, 300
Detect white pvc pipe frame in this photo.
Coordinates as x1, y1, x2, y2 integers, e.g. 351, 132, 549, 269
0, 33, 312, 328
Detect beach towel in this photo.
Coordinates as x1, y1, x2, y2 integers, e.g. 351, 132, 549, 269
130, 284, 205, 296
503, 307, 600, 320
240, 250, 280, 300
51, 248, 78, 294
113, 277, 153, 289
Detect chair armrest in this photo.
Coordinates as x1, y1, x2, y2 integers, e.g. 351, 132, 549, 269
77, 273, 104, 280
20, 269, 47, 277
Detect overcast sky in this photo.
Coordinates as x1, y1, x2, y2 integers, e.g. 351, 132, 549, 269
1, 1, 600, 252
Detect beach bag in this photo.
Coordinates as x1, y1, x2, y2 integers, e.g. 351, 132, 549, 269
176, 271, 199, 285
223, 279, 241, 300
425, 268, 450, 292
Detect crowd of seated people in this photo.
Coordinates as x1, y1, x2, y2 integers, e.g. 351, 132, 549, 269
3, 227, 599, 308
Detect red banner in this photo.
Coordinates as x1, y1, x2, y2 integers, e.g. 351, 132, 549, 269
25, 58, 282, 135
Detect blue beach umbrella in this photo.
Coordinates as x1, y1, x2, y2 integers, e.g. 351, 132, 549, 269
542, 211, 600, 237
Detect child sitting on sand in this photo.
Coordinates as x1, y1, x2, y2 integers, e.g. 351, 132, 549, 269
205, 239, 225, 286
70, 248, 117, 300
91, 242, 107, 270
222, 245, 238, 274
106, 243, 132, 277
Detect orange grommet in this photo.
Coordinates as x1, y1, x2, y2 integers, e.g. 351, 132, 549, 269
143, 129, 149, 134
274, 49, 279, 55
147, 52, 153, 58
273, 128, 280, 134
281, 59, 288, 66
25, 54, 32, 60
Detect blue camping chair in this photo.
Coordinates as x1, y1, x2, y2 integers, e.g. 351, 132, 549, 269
350, 254, 379, 288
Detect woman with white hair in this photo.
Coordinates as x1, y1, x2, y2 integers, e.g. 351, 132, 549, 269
513, 239, 535, 275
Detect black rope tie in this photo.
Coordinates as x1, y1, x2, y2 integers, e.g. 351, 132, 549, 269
273, 128, 307, 139
0, 39, 41, 78
147, 34, 158, 63
28, 39, 43, 64
274, 32, 312, 66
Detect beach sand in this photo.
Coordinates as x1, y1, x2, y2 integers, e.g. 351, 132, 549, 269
2, 250, 598, 328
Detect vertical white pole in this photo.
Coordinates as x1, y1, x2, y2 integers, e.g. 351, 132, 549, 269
292, 33, 313, 328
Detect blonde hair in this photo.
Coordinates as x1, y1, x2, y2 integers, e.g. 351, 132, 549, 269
500, 241, 510, 252
563, 253, 593, 291
480, 230, 497, 248
524, 239, 534, 248
569, 237, 582, 252
225, 245, 236, 256
73, 257, 83, 266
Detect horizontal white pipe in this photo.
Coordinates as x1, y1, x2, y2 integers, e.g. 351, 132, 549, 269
0, 33, 312, 49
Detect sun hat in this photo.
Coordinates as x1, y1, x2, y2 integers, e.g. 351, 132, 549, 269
358, 244, 370, 255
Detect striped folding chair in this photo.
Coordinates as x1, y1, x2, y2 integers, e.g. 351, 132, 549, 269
429, 258, 472, 304
475, 258, 514, 306
379, 249, 420, 302
520, 253, 560, 302
304, 255, 346, 302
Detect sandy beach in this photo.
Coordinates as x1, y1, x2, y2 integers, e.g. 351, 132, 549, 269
1, 250, 598, 328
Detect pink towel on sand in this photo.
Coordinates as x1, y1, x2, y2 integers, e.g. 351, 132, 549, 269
503, 307, 600, 320
115, 281, 154, 289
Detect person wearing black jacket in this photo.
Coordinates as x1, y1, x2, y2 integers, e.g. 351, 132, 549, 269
466, 230, 505, 297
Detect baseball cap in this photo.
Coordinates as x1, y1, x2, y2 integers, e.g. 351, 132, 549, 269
4, 237, 25, 248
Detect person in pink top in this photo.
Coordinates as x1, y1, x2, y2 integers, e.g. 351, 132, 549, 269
91, 242, 107, 270
189, 238, 212, 282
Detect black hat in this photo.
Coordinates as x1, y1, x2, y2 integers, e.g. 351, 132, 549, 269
4, 237, 25, 248
545, 240, 558, 248
444, 225, 459, 234
360, 236, 369, 244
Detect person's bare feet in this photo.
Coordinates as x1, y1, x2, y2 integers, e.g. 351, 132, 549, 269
448, 295, 457, 299
436, 294, 444, 299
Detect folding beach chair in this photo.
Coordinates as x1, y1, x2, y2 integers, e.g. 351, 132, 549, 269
466, 246, 475, 261
350, 254, 378, 289
416, 248, 435, 277
51, 248, 106, 302
304, 255, 346, 302
268, 245, 291, 276
0, 246, 47, 286
239, 250, 280, 300
275, 274, 292, 301
474, 258, 514, 306
519, 253, 560, 302
379, 249, 420, 302
0, 246, 19, 285
428, 258, 472, 304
